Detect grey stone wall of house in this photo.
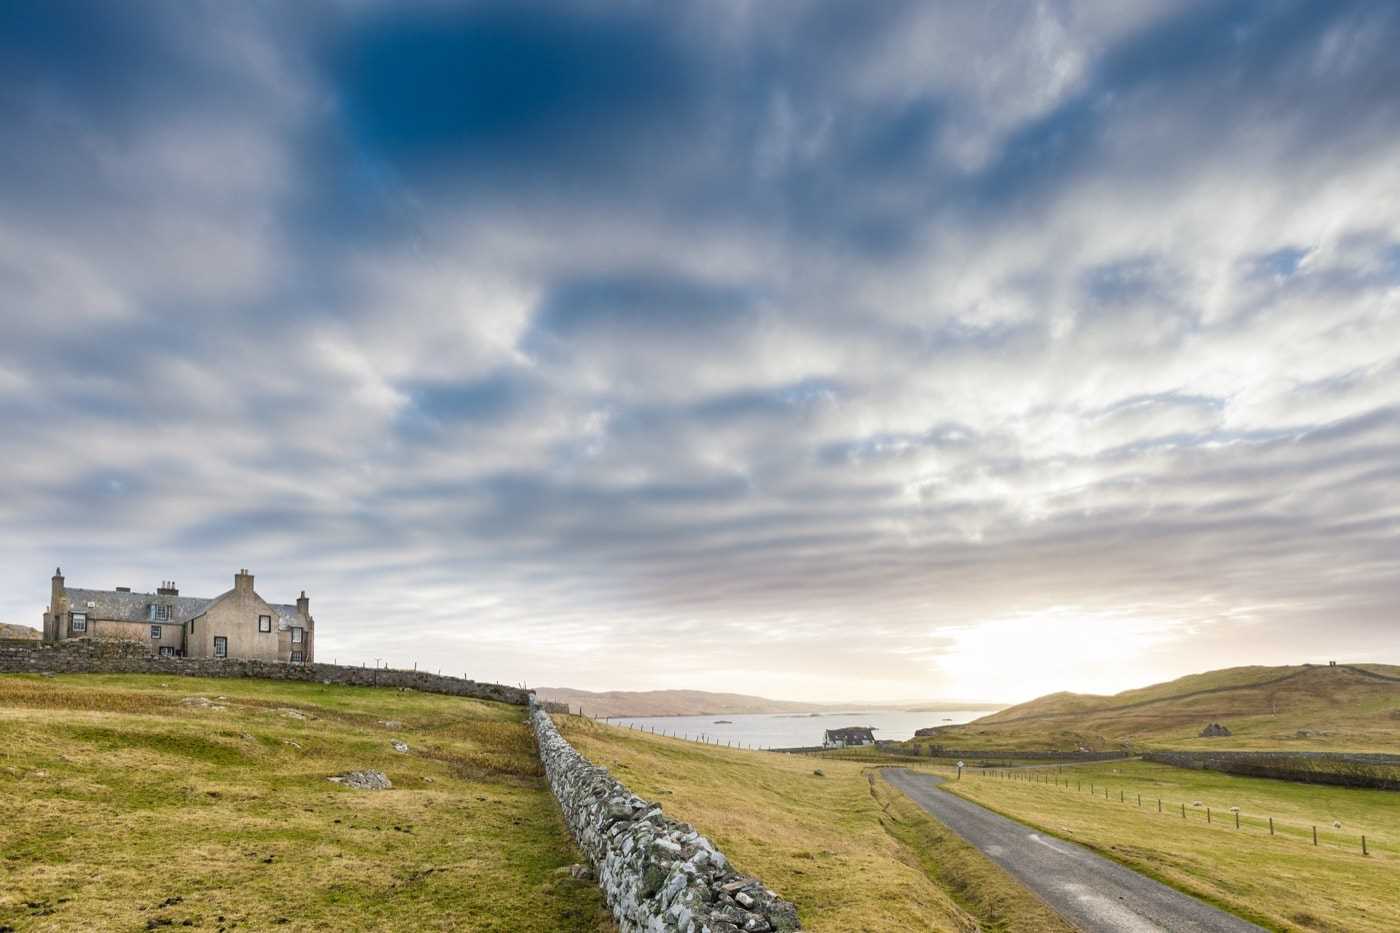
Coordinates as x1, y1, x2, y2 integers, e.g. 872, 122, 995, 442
528, 696, 801, 933
0, 638, 527, 705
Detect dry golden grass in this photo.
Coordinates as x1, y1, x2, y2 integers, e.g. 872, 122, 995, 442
0, 673, 610, 932
917, 663, 1400, 753
560, 717, 1070, 933
948, 760, 1400, 932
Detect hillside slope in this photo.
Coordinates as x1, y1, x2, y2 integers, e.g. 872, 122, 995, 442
0, 673, 608, 931
0, 623, 40, 639
912, 663, 1400, 752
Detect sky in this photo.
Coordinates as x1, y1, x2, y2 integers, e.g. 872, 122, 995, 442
3, 1, 1399, 704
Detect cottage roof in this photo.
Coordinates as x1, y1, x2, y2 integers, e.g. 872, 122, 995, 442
64, 587, 211, 624
64, 586, 306, 627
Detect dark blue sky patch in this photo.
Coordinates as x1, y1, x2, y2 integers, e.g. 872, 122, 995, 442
333, 3, 694, 171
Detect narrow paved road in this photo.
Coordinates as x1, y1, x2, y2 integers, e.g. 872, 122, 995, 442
884, 769, 1263, 933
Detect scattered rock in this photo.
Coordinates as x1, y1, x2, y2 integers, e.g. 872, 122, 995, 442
180, 696, 226, 710
378, 720, 403, 729
1198, 722, 1232, 737
328, 770, 392, 791
277, 708, 307, 720
568, 863, 595, 881
811, 769, 824, 777
390, 740, 410, 754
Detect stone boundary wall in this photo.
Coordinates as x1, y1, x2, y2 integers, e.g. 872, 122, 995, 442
1145, 750, 1400, 791
0, 637, 527, 706
529, 696, 800, 932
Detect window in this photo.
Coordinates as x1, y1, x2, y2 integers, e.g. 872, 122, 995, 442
213, 636, 228, 658
156, 603, 172, 621
258, 614, 272, 633
151, 625, 162, 640
71, 612, 87, 633
158, 646, 175, 657
291, 627, 303, 644
290, 651, 303, 663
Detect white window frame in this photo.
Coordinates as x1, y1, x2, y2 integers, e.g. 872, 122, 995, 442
150, 625, 161, 640
291, 627, 303, 644
290, 651, 304, 663
71, 612, 87, 633
258, 614, 272, 633
158, 646, 175, 657
156, 603, 172, 621
213, 636, 228, 658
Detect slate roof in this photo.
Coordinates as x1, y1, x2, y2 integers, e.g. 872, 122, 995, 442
64, 587, 306, 628
64, 587, 211, 624
824, 726, 876, 743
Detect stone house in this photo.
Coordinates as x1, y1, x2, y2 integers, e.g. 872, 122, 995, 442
42, 568, 314, 662
822, 726, 876, 748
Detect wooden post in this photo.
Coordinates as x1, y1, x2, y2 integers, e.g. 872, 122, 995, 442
1207, 807, 1211, 824
1362, 835, 1368, 856
1137, 793, 1141, 807
1120, 789, 1124, 803
1158, 798, 1162, 812
1182, 803, 1186, 819
1269, 817, 1274, 835
1235, 811, 1240, 829
1313, 825, 1318, 846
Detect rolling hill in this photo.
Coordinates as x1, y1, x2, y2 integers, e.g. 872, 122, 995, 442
909, 662, 1400, 752
0, 623, 40, 639
534, 686, 1003, 719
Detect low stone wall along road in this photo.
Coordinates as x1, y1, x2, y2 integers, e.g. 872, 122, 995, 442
883, 769, 1263, 933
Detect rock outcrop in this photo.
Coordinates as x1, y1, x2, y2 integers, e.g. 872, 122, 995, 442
1198, 722, 1232, 737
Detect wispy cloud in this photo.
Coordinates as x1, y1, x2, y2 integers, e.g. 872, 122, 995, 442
2, 1, 1398, 701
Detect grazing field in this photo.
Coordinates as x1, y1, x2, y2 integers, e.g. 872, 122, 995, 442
909, 663, 1400, 753
0, 673, 609, 932
559, 716, 1072, 933
946, 759, 1400, 933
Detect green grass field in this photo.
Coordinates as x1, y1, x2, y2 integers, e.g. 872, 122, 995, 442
944, 759, 1400, 932
0, 673, 610, 932
560, 716, 1071, 933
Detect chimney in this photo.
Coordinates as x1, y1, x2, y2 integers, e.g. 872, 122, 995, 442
157, 580, 179, 596
296, 590, 310, 618
48, 568, 66, 643
234, 569, 254, 595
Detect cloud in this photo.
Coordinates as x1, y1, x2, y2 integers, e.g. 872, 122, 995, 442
1, 1, 1399, 702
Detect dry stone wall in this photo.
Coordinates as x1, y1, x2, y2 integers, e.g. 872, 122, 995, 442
0, 638, 527, 705
529, 696, 800, 933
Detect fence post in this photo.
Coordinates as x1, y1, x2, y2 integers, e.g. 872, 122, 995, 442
1235, 811, 1240, 829
1158, 798, 1162, 812
1313, 825, 1318, 846
1120, 790, 1124, 803
1137, 794, 1141, 807
1362, 835, 1368, 856
1269, 817, 1274, 835
1182, 803, 1186, 819
1207, 807, 1211, 824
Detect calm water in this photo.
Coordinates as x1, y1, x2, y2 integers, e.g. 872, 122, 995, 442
601, 708, 997, 749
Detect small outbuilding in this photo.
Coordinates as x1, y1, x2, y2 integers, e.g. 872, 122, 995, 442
823, 726, 876, 748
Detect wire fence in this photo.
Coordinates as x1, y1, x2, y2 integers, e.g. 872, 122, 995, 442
969, 765, 1381, 858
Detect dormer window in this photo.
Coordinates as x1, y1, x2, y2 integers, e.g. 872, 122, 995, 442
156, 604, 172, 621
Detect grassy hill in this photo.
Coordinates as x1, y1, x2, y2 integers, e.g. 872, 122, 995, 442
0, 622, 40, 639
909, 663, 1400, 752
0, 673, 608, 932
